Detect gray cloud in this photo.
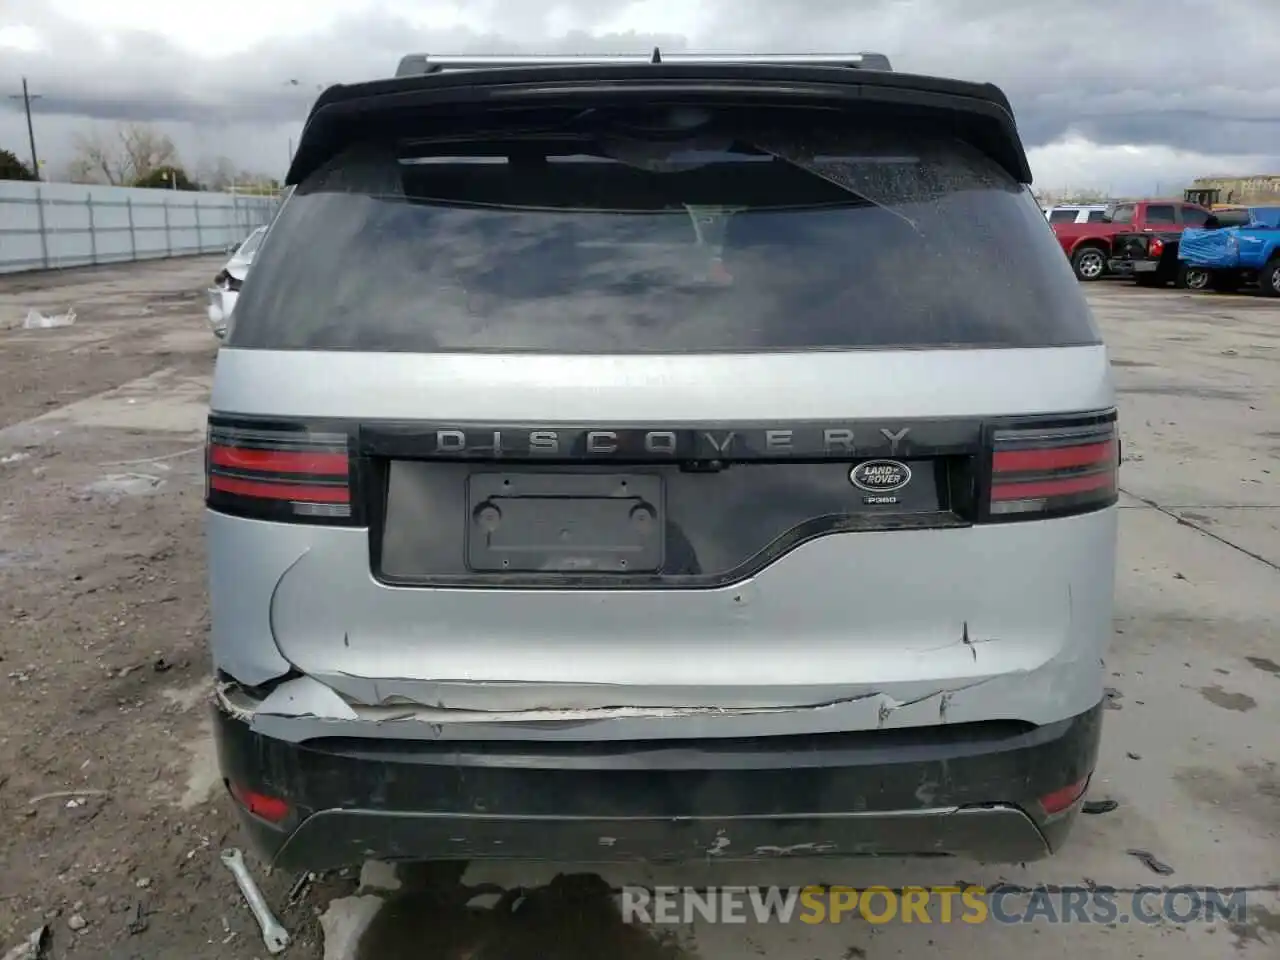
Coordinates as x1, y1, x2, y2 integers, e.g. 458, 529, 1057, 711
2, 0, 1278, 186
686, 0, 1280, 157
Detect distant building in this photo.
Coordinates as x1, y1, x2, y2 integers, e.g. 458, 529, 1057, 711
1189, 175, 1280, 206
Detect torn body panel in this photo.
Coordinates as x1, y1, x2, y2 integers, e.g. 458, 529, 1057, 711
207, 503, 1115, 741
219, 657, 1094, 744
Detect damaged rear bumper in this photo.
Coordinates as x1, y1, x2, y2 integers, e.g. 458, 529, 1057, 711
213, 698, 1103, 871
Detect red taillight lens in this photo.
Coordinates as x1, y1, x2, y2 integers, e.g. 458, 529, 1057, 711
206, 418, 355, 524
1039, 776, 1090, 816
1149, 237, 1164, 256
228, 781, 291, 824
987, 415, 1118, 520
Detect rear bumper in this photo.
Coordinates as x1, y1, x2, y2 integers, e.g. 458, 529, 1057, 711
1107, 258, 1156, 274
214, 699, 1103, 872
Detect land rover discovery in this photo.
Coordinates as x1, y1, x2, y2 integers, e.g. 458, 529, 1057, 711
207, 52, 1118, 870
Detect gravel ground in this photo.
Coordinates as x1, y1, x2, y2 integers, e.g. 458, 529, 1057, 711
0, 259, 1276, 960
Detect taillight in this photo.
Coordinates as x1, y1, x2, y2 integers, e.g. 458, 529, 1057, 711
1149, 237, 1164, 256
984, 413, 1118, 521
205, 417, 356, 524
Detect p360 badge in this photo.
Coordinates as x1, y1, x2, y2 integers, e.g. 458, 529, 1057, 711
850, 459, 911, 504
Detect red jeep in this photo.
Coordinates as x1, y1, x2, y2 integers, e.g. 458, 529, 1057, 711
1052, 200, 1211, 281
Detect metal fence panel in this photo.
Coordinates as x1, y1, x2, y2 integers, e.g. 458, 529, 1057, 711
0, 180, 280, 274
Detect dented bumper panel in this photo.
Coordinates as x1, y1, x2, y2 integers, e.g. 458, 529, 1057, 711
220, 667, 1091, 744
207, 505, 1116, 741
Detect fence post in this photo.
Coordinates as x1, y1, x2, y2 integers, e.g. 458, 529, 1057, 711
34, 185, 50, 269
194, 197, 203, 252
126, 197, 137, 259
86, 192, 98, 265
163, 198, 172, 257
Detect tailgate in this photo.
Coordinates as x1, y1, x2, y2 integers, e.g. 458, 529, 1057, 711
207, 93, 1117, 735
1111, 233, 1149, 259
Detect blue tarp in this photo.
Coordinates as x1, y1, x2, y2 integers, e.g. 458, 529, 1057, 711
1180, 227, 1235, 266
1179, 206, 1280, 267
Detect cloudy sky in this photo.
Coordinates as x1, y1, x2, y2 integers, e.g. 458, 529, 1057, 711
1, 0, 1277, 193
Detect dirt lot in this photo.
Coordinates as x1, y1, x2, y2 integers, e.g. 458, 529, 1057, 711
0, 259, 1276, 960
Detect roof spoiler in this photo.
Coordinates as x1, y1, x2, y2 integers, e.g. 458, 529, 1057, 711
394, 51, 894, 76
290, 59, 1032, 186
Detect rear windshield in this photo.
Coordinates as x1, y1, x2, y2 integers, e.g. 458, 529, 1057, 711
230, 111, 1098, 353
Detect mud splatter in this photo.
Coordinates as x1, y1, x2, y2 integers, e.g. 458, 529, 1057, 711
1082, 799, 1119, 815
1177, 511, 1214, 524
1125, 849, 1175, 876
1245, 656, 1280, 676
1239, 761, 1280, 801
1227, 904, 1280, 950
1199, 685, 1258, 712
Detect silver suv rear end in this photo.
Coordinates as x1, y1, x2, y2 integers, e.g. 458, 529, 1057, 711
206, 53, 1118, 870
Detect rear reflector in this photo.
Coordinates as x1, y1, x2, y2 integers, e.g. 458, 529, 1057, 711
1038, 776, 1090, 816
987, 415, 1118, 519
228, 780, 291, 824
206, 418, 354, 523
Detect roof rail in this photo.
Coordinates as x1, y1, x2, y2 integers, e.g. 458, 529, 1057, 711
394, 50, 893, 78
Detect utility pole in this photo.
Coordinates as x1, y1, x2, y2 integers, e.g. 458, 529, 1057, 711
7, 77, 42, 180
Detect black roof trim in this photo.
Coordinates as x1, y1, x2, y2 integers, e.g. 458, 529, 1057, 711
287, 64, 1031, 185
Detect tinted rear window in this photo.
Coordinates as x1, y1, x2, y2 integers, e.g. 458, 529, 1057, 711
230, 110, 1098, 353
1048, 208, 1080, 223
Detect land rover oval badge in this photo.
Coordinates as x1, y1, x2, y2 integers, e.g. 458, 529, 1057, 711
850, 459, 911, 493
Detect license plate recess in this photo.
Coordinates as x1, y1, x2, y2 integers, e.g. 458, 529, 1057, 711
466, 473, 664, 573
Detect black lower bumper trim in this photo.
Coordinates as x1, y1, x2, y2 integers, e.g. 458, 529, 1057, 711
213, 701, 1102, 871
279, 807, 1051, 868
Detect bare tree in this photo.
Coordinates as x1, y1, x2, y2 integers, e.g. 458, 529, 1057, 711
193, 155, 280, 194
195, 155, 238, 191
67, 123, 180, 186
